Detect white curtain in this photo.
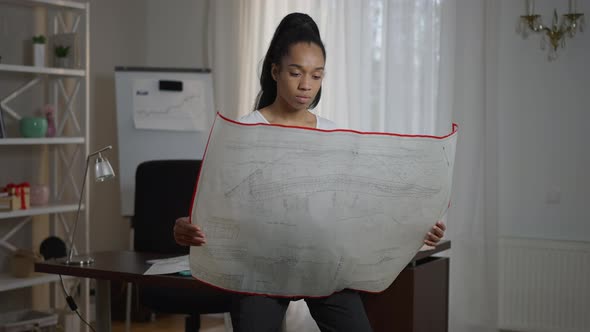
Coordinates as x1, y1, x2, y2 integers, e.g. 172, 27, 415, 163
445, 0, 499, 331
320, 0, 447, 135
208, 0, 498, 331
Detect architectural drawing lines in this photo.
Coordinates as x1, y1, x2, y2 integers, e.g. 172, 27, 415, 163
228, 174, 440, 201
442, 146, 450, 166
223, 154, 290, 197
193, 263, 244, 289
202, 245, 246, 261
203, 217, 240, 240
190, 114, 457, 296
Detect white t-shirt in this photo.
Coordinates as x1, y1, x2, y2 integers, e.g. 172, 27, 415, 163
238, 110, 338, 130
237, 109, 331, 332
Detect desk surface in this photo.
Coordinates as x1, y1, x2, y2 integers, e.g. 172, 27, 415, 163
35, 240, 450, 293
35, 251, 225, 295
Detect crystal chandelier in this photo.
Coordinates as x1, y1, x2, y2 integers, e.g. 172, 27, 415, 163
517, 0, 585, 61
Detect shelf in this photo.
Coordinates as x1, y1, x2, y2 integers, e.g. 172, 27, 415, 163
0, 64, 85, 77
0, 203, 83, 219
0, 0, 90, 300
0, 0, 86, 10
0, 137, 85, 145
0, 272, 75, 292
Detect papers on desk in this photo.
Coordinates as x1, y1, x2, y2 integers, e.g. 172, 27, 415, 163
143, 255, 189, 275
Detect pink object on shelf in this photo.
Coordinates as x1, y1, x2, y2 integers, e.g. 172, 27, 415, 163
30, 184, 50, 206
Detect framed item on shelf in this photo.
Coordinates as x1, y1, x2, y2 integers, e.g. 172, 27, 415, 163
50, 33, 77, 69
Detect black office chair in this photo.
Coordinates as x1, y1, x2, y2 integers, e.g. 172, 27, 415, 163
133, 160, 232, 331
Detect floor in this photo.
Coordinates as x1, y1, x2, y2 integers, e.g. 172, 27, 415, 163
111, 314, 227, 332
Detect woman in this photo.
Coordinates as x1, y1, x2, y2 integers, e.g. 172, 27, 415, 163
174, 13, 446, 332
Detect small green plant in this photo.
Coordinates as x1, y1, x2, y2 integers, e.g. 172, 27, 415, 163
32, 35, 46, 44
54, 45, 70, 58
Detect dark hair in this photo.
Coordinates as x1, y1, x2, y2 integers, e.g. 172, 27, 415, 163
255, 13, 326, 110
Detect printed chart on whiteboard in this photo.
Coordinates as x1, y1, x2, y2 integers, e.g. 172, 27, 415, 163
132, 78, 212, 131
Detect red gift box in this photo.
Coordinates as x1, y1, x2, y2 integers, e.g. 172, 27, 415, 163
1, 182, 31, 210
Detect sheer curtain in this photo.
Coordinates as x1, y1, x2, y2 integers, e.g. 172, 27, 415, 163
208, 0, 498, 331
319, 0, 447, 135
445, 0, 499, 331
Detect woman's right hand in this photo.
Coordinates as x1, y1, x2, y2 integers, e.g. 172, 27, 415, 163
173, 217, 207, 246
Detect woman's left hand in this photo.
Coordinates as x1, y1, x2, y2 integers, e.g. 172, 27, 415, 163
424, 221, 446, 246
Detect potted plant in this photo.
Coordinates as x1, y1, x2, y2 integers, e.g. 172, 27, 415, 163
54, 45, 70, 68
32, 35, 46, 67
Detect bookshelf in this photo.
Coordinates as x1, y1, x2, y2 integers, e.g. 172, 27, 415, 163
0, 0, 91, 329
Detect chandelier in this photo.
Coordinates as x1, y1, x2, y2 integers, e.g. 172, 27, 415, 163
518, 0, 585, 61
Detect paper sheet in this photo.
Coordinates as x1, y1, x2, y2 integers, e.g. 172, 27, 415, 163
132, 79, 212, 131
189, 114, 457, 296
144, 255, 189, 275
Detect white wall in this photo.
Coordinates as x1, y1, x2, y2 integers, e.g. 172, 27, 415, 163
145, 0, 208, 68
88, 0, 147, 252
496, 0, 590, 241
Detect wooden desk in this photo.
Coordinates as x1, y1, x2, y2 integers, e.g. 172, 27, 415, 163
35, 251, 228, 332
36, 241, 450, 332
363, 241, 450, 332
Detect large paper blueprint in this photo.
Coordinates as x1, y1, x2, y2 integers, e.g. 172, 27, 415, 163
189, 113, 457, 297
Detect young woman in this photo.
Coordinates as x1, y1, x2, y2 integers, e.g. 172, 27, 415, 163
174, 13, 446, 332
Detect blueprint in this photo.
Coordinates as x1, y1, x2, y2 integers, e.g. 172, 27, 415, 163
189, 113, 457, 296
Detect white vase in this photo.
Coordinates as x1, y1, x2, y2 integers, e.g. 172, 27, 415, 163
55, 57, 70, 68
33, 44, 45, 67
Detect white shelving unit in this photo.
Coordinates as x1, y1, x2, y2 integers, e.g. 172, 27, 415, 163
0, 137, 85, 145
0, 203, 82, 219
0, 273, 75, 292
0, 0, 85, 10
0, 0, 90, 328
0, 64, 85, 77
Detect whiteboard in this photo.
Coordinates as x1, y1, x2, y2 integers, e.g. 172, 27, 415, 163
114, 67, 215, 216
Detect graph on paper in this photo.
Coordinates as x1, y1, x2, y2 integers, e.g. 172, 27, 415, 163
132, 78, 212, 131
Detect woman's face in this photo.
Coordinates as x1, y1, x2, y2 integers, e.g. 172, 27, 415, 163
272, 42, 325, 111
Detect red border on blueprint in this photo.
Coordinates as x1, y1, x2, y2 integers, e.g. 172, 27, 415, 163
187, 112, 458, 298
217, 112, 458, 139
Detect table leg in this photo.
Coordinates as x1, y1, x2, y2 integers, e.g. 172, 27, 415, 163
125, 282, 132, 332
96, 279, 112, 332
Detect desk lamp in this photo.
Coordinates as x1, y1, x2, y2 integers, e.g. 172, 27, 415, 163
61, 145, 115, 265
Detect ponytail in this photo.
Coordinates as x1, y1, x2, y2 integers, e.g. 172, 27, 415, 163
255, 13, 326, 110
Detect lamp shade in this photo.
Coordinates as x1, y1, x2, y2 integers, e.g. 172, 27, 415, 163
95, 154, 115, 182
